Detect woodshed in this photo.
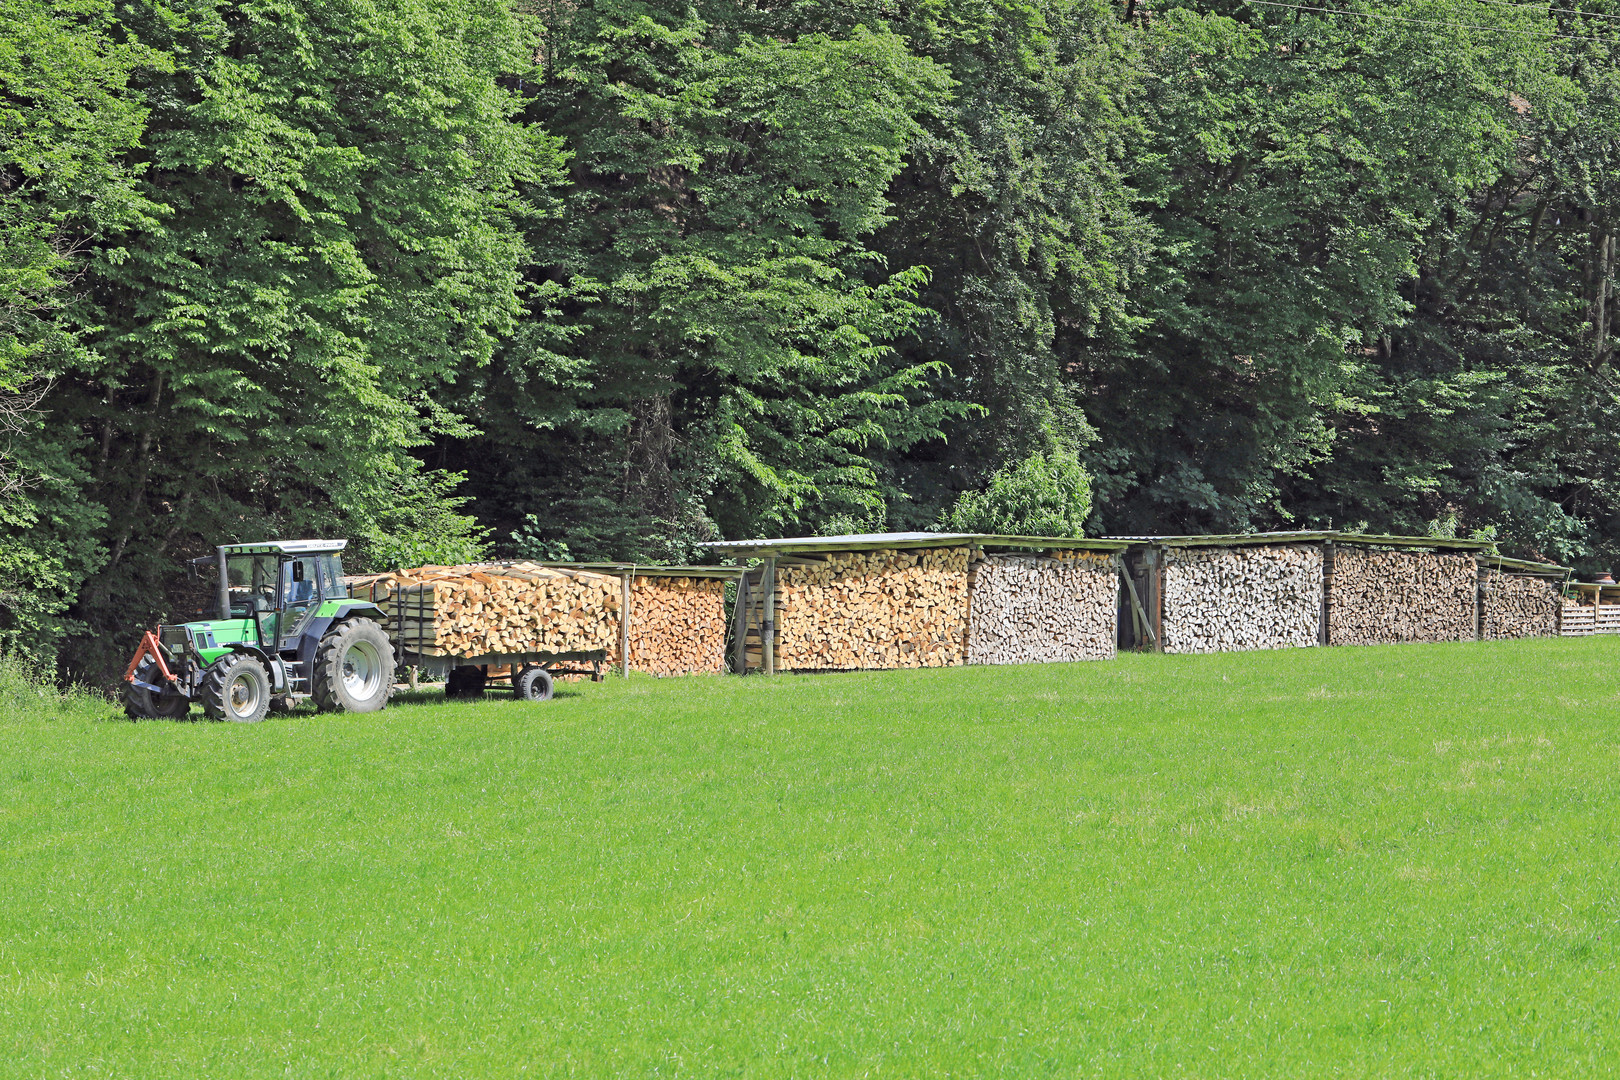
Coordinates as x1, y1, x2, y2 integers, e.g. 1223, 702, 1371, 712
1477, 557, 1565, 641
708, 533, 1128, 673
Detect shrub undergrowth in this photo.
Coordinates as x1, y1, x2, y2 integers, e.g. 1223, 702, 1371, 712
0, 653, 119, 721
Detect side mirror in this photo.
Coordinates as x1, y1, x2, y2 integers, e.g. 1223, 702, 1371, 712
292, 562, 305, 583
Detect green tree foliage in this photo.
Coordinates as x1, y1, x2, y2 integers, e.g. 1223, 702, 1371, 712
1077, 0, 1570, 536
943, 445, 1094, 537
0, 0, 159, 655
9, 0, 560, 676
446, 6, 963, 561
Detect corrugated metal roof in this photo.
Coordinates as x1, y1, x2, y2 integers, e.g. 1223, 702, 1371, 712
527, 561, 742, 578
1106, 531, 1496, 552
1106, 530, 1337, 546
1478, 554, 1572, 576
704, 532, 1130, 555
704, 530, 1508, 556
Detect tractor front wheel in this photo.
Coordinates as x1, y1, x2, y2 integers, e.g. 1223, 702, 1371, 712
200, 654, 271, 722
311, 619, 394, 713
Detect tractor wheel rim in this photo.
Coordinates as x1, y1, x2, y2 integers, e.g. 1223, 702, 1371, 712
229, 672, 261, 716
342, 640, 382, 698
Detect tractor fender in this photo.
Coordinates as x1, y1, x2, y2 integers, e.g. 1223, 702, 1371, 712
288, 605, 393, 677
219, 643, 287, 692
297, 603, 386, 650
328, 601, 386, 624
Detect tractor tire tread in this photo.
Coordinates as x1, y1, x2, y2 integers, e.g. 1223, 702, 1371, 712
200, 653, 271, 723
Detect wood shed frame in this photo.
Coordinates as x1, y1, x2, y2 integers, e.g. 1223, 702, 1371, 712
1109, 532, 1569, 652
705, 533, 1130, 674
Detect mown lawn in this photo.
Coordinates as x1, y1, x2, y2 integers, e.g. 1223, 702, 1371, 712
2, 637, 1618, 1077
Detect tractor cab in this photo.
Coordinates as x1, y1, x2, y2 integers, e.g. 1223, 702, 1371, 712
125, 539, 394, 722
203, 541, 352, 649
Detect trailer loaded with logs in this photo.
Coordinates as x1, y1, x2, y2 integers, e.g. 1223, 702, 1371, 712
346, 562, 623, 701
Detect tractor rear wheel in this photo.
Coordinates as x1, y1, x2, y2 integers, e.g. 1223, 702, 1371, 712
200, 654, 271, 722
311, 619, 394, 713
124, 660, 191, 720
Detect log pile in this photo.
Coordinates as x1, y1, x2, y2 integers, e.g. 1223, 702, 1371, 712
1328, 549, 1475, 645
620, 576, 729, 676
1478, 571, 1561, 640
350, 563, 619, 657
966, 552, 1118, 664
772, 547, 970, 670
1159, 546, 1322, 654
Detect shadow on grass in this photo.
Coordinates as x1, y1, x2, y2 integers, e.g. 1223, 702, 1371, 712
109, 684, 588, 723
366, 685, 591, 709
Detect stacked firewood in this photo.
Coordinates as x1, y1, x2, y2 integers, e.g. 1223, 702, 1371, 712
966, 553, 1118, 664
621, 576, 729, 675
773, 547, 970, 670
1328, 549, 1475, 645
1478, 571, 1561, 640
350, 563, 619, 657
1160, 546, 1322, 654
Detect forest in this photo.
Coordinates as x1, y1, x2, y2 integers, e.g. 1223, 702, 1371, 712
4, 0, 1619, 682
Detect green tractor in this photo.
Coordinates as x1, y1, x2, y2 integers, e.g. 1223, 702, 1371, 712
122, 540, 395, 722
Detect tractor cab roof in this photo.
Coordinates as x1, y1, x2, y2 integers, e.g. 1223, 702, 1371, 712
219, 539, 349, 556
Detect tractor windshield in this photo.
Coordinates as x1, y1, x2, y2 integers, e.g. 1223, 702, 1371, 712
225, 554, 281, 617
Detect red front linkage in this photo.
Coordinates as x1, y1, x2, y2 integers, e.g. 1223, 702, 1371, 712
121, 630, 176, 685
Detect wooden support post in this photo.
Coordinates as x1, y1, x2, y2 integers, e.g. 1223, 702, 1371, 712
1474, 561, 1484, 642
1319, 542, 1334, 646
762, 557, 776, 676
620, 572, 632, 677
1143, 546, 1164, 652
732, 570, 750, 674
1121, 561, 1154, 650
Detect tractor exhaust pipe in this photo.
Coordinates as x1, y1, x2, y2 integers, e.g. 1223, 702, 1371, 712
216, 545, 230, 620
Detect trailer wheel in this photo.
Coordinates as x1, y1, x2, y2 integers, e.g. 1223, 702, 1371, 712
200, 654, 271, 723
312, 619, 394, 714
514, 666, 554, 702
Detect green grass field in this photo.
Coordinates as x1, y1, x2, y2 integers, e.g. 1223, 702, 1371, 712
3, 638, 1618, 1077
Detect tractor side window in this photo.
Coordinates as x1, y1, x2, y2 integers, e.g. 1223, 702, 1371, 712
317, 554, 348, 600
225, 555, 280, 617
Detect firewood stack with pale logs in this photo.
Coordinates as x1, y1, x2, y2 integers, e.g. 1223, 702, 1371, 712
350, 563, 619, 656
966, 552, 1118, 664
620, 576, 729, 675
1159, 546, 1322, 654
1328, 549, 1475, 645
1478, 571, 1560, 640
769, 547, 971, 671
